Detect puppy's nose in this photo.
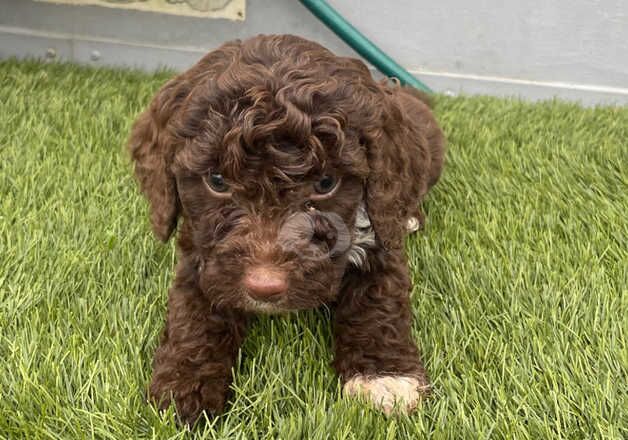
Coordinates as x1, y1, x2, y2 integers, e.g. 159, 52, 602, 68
244, 266, 288, 300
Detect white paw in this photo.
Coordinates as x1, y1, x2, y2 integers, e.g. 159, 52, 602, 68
343, 375, 429, 415
406, 216, 420, 232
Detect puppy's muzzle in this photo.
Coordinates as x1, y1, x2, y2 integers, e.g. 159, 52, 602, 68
244, 266, 288, 301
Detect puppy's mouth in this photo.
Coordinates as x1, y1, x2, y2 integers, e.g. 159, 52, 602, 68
240, 291, 332, 314
240, 294, 292, 314
238, 266, 313, 313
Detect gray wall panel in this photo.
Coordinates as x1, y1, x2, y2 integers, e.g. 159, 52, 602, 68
1, 0, 626, 105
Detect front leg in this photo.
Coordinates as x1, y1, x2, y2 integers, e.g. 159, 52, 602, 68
333, 250, 430, 414
149, 280, 247, 424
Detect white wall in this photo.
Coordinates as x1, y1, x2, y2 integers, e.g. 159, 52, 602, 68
1, 0, 626, 105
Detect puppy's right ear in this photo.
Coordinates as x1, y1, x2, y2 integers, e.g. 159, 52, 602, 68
128, 80, 183, 242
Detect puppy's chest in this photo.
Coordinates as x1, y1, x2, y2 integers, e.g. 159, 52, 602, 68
347, 203, 376, 269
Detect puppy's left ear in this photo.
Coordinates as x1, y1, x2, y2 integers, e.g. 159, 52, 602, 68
128, 79, 185, 242
364, 85, 445, 250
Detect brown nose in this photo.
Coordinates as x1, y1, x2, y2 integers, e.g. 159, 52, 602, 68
244, 266, 288, 300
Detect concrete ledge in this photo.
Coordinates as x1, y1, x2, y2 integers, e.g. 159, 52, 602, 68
2, 0, 627, 106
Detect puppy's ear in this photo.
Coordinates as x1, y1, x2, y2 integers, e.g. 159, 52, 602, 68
364, 85, 445, 250
128, 80, 184, 242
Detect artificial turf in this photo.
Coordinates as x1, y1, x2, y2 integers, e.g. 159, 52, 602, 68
0, 59, 626, 440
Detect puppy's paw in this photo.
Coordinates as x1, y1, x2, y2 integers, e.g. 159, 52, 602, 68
150, 378, 228, 426
406, 216, 421, 233
343, 375, 430, 415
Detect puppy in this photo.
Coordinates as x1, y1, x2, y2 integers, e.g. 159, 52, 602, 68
128, 34, 445, 424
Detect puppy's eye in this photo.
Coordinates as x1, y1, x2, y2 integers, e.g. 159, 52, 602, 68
207, 172, 229, 193
314, 175, 337, 195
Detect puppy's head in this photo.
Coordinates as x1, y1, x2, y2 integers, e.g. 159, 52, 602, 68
129, 35, 434, 312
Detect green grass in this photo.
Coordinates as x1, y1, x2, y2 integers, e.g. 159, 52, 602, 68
1, 58, 626, 439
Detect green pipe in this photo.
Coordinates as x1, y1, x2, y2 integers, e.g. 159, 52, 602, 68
299, 0, 432, 93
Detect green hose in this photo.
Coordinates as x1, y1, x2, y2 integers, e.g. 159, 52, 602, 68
299, 0, 431, 93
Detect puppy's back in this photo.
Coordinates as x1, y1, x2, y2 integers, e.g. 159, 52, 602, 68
396, 86, 446, 192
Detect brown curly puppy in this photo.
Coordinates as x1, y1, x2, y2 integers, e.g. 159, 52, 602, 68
128, 34, 445, 424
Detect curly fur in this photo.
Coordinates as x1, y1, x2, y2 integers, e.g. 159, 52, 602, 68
128, 34, 445, 424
